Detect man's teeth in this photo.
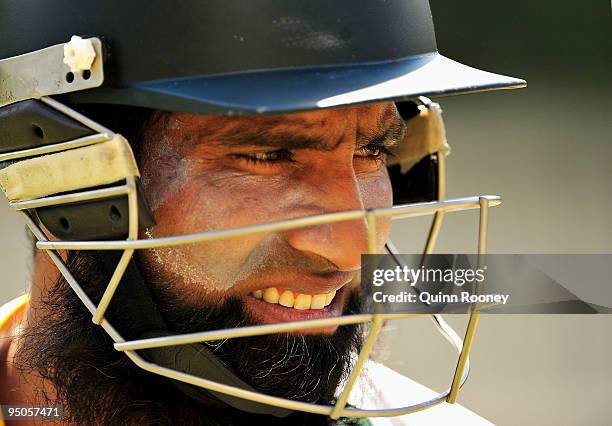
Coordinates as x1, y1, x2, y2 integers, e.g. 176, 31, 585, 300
252, 288, 337, 310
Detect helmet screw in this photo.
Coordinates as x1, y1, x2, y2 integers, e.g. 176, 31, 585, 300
63, 35, 96, 73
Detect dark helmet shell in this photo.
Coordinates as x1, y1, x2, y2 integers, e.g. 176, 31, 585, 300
0, 0, 525, 114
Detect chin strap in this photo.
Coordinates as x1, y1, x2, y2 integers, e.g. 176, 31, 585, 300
98, 252, 293, 418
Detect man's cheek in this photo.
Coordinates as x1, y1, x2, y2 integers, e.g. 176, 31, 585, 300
358, 172, 393, 249
358, 171, 393, 209
141, 241, 247, 293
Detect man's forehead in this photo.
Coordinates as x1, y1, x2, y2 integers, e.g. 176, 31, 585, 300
164, 102, 401, 149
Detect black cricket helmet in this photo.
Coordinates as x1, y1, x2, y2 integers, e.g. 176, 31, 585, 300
0, 0, 524, 114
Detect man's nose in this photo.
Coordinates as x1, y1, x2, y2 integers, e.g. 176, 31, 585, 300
284, 171, 370, 272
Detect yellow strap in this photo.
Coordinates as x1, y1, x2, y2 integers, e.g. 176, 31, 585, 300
0, 294, 29, 426
0, 134, 139, 202
0, 294, 29, 335
388, 104, 451, 173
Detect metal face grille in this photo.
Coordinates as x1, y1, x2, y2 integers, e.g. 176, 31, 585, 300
3, 96, 496, 419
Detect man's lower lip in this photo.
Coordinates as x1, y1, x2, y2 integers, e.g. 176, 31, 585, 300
243, 287, 346, 334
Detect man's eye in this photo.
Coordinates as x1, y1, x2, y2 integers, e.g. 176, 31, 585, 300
354, 144, 390, 160
233, 149, 293, 164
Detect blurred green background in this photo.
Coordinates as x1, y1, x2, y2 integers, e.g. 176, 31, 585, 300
0, 1, 610, 425
382, 1, 611, 425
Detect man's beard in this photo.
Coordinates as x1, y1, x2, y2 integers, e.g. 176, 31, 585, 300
16, 250, 365, 425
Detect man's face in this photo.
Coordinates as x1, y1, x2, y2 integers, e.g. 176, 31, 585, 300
16, 103, 409, 420
138, 102, 404, 333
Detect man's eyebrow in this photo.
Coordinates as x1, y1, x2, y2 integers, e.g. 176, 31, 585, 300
204, 111, 407, 151
212, 128, 341, 151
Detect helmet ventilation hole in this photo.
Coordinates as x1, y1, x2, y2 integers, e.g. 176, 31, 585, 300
109, 206, 122, 225
65, 72, 75, 83
82, 69, 91, 80
59, 217, 71, 231
32, 124, 44, 139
